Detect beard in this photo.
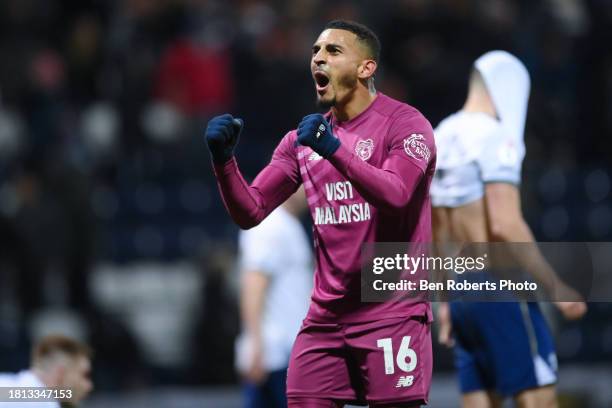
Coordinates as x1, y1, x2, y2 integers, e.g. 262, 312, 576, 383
316, 95, 336, 109
315, 71, 358, 110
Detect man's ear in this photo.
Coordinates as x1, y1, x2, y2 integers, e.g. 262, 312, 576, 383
51, 364, 67, 387
358, 59, 377, 80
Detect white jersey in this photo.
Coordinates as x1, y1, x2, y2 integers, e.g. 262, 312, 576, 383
0, 370, 59, 408
432, 50, 530, 208
235, 206, 312, 372
431, 111, 524, 208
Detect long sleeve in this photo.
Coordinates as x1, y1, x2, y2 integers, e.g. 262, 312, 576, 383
328, 111, 436, 213
212, 132, 301, 229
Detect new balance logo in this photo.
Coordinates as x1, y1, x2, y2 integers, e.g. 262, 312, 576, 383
308, 152, 323, 161
395, 375, 414, 388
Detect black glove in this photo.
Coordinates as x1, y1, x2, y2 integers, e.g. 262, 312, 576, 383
205, 114, 244, 164
296, 114, 340, 158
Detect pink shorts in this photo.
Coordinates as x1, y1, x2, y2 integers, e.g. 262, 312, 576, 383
287, 315, 432, 406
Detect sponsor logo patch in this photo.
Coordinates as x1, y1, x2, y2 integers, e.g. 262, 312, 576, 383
403, 134, 430, 162
498, 140, 519, 166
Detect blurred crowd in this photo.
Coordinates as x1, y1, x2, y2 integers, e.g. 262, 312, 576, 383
0, 0, 611, 394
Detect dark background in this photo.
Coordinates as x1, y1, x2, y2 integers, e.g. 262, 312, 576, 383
0, 0, 610, 405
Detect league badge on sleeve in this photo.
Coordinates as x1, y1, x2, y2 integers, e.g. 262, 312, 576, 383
498, 140, 518, 166
404, 134, 431, 162
355, 139, 374, 161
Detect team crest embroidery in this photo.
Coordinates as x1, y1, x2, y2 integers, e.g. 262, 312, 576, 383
355, 139, 374, 161
403, 134, 430, 162
498, 140, 518, 166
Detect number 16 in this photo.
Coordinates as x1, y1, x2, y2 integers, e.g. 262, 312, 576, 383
377, 336, 417, 375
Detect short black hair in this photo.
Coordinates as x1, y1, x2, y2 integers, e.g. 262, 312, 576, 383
324, 20, 381, 62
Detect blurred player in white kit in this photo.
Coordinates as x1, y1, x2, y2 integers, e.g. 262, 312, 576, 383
0, 334, 93, 407
431, 50, 587, 408
235, 188, 312, 408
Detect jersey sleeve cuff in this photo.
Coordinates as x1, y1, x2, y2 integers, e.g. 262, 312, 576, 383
327, 142, 354, 173
213, 156, 238, 177
482, 178, 520, 186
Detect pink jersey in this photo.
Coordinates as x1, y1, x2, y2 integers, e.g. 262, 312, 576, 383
213, 93, 436, 323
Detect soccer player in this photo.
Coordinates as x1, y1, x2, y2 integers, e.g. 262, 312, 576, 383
431, 51, 587, 408
205, 20, 436, 408
0, 334, 93, 407
236, 188, 312, 408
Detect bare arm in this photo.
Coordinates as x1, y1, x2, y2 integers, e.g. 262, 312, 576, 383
432, 207, 452, 244
240, 270, 269, 345
239, 269, 269, 383
485, 183, 586, 319
485, 183, 555, 286
431, 207, 455, 346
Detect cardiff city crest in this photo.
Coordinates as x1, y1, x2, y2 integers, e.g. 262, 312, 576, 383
355, 139, 374, 161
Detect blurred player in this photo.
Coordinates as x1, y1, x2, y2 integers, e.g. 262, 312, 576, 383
0, 334, 93, 407
431, 51, 587, 408
235, 187, 312, 408
205, 20, 436, 408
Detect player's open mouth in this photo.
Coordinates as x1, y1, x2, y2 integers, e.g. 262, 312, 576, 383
314, 71, 330, 93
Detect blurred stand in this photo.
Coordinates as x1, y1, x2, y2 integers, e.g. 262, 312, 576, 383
0, 0, 610, 402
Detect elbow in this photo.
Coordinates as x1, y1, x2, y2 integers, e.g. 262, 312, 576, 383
237, 221, 257, 230
233, 209, 265, 230
238, 222, 260, 230
223, 201, 266, 229
235, 216, 262, 230
378, 190, 411, 213
382, 200, 409, 214
488, 223, 506, 241
488, 219, 518, 241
